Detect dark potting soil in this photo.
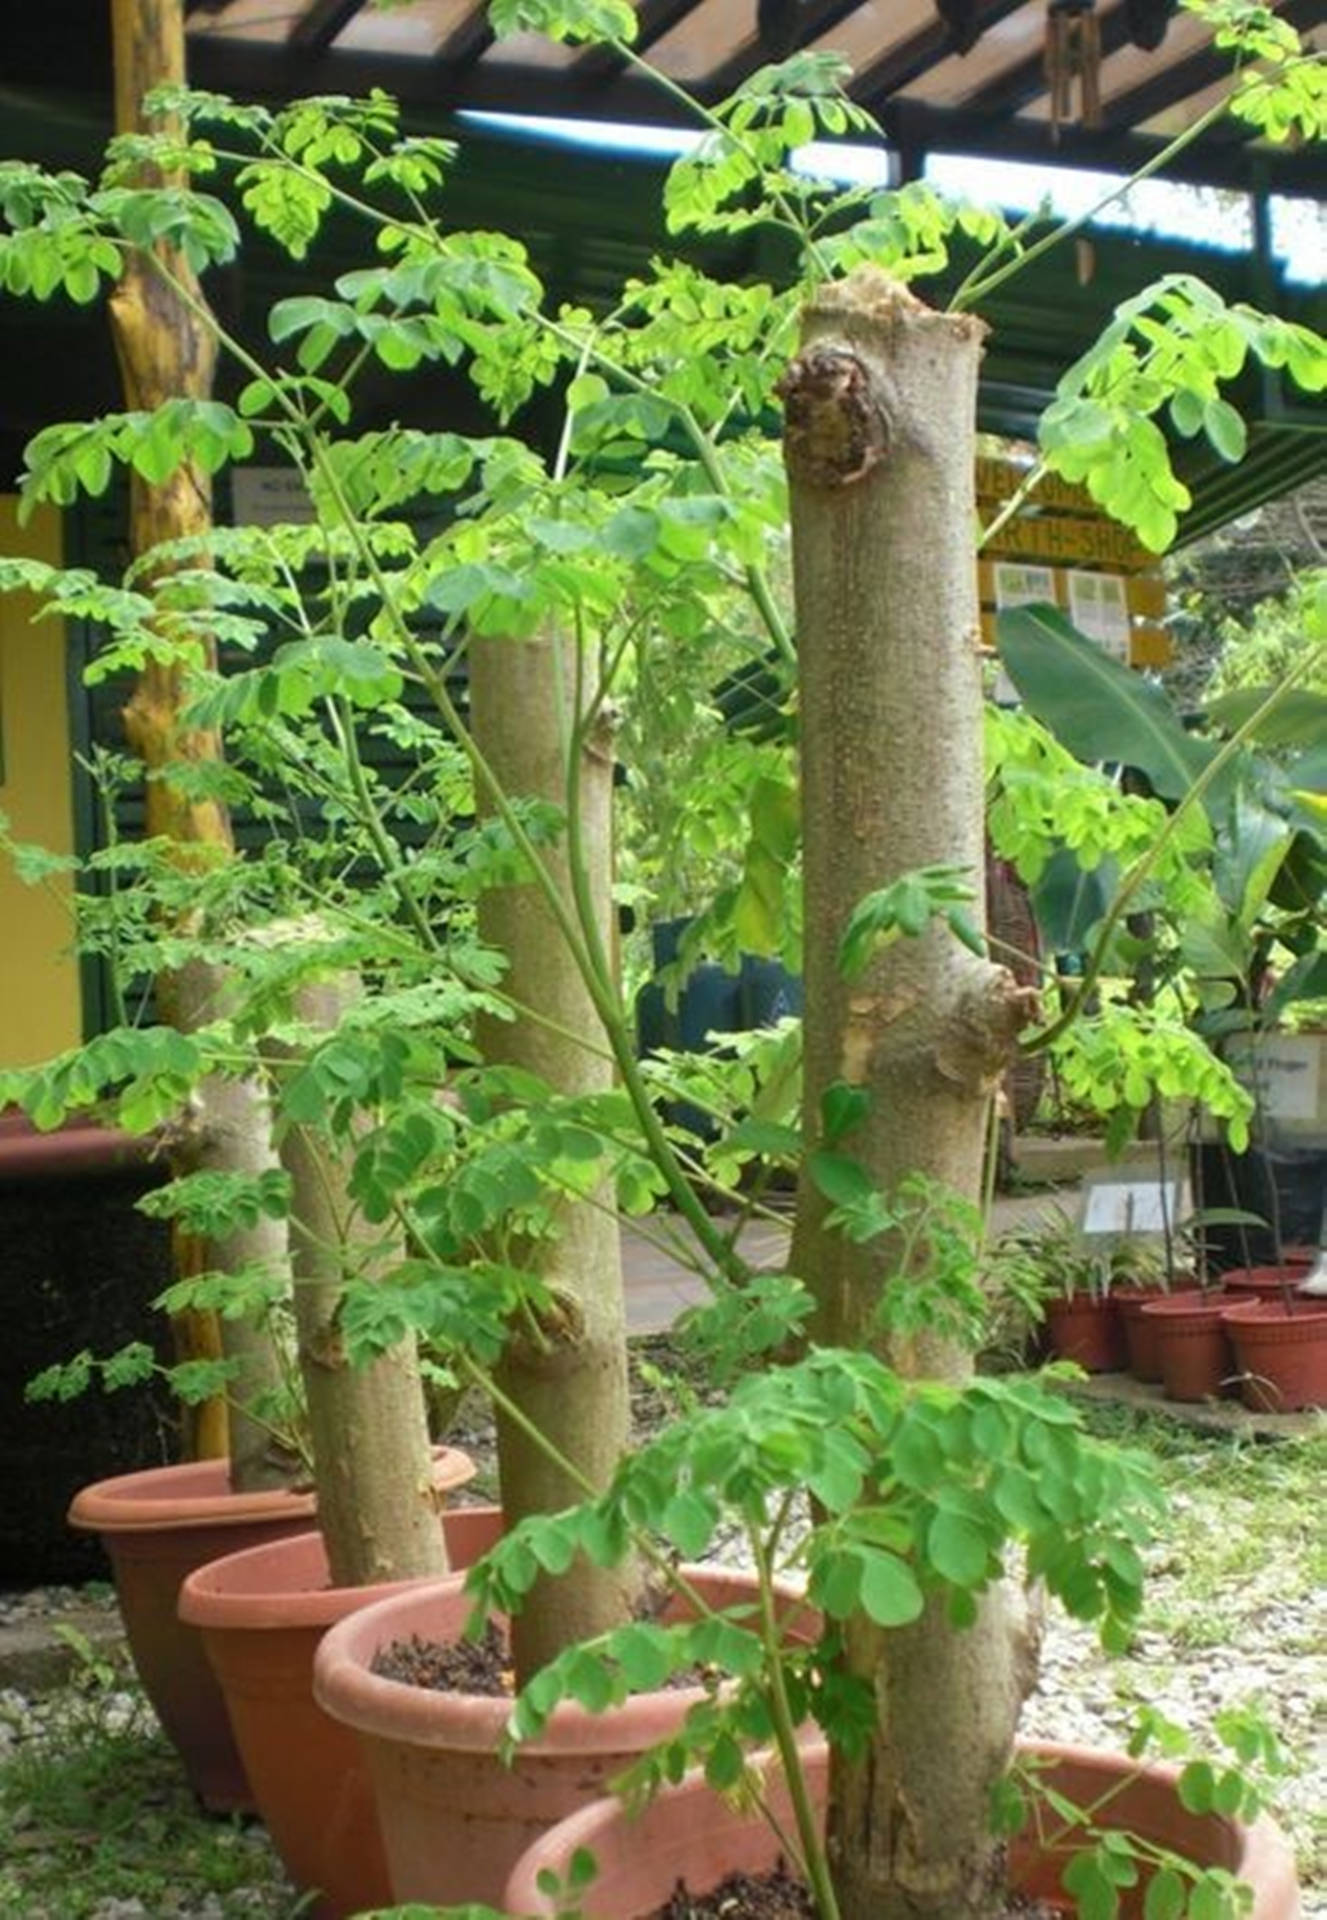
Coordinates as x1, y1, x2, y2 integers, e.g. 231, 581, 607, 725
371, 1584, 708, 1698
371, 1619, 511, 1696
651, 1867, 1064, 1919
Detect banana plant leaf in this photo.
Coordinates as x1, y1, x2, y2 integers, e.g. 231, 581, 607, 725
996, 603, 1225, 806
1028, 847, 1116, 952
1212, 785, 1292, 926
1206, 686, 1327, 751
1288, 744, 1327, 794
1264, 949, 1327, 1022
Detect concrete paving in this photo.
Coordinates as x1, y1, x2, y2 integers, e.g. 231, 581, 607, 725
620, 1190, 1065, 1336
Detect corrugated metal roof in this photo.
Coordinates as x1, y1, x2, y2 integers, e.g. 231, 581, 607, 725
168, 0, 1324, 188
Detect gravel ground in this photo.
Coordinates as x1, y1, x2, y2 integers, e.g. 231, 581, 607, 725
2, 1380, 1321, 1918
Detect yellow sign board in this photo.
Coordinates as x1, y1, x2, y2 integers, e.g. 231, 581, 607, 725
976, 460, 1170, 670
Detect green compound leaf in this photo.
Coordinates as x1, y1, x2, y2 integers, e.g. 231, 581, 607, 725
857, 1549, 925, 1627
926, 1508, 989, 1587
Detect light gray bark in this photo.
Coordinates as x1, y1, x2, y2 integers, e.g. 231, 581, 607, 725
784, 269, 1039, 1919
470, 628, 633, 1685
170, 959, 295, 1494
272, 971, 449, 1588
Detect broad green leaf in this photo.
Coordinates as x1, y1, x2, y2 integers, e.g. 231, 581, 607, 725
1206, 685, 1327, 751
1030, 847, 1114, 952
997, 604, 1221, 805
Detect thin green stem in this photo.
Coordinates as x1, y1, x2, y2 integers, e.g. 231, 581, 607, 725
749, 1523, 841, 1920
323, 693, 441, 954
951, 91, 1236, 311
976, 458, 1050, 555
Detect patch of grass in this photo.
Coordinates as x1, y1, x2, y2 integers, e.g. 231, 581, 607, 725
1072, 1407, 1325, 1614
0, 1637, 301, 1918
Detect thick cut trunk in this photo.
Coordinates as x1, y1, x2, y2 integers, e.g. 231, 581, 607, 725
272, 972, 450, 1588
784, 270, 1038, 1920
470, 631, 633, 1684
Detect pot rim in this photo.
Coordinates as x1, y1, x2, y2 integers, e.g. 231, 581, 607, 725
1139, 1290, 1228, 1323
1220, 1298, 1327, 1331
68, 1446, 474, 1536
178, 1499, 501, 1631
67, 1456, 318, 1534
313, 1566, 807, 1759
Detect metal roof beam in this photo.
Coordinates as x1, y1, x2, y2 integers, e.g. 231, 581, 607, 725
853, 0, 1031, 112
290, 0, 370, 55
574, 0, 712, 84
705, 0, 863, 98
874, 95, 1324, 187
172, 30, 1325, 186
433, 2, 496, 73
1099, 0, 1325, 131
958, 0, 1137, 117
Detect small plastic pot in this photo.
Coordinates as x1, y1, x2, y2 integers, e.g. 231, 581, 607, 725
1140, 1291, 1234, 1404
1220, 1297, 1327, 1413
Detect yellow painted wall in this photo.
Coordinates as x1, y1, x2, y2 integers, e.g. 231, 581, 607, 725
0, 499, 81, 1064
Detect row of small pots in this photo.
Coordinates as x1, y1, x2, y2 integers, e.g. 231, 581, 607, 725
1045, 1257, 1327, 1412
69, 1432, 1311, 1920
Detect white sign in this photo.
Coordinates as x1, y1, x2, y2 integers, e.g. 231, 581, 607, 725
1067, 570, 1131, 663
1081, 1174, 1188, 1238
230, 467, 316, 528
1229, 1034, 1325, 1129
991, 564, 1057, 705
993, 563, 1057, 608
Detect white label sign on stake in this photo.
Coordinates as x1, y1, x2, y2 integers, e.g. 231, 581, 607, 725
230, 467, 316, 528
1229, 1034, 1324, 1127
1067, 570, 1131, 663
1081, 1174, 1189, 1239
991, 564, 1057, 706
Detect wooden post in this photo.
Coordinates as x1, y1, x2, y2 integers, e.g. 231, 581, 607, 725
108, 0, 287, 1476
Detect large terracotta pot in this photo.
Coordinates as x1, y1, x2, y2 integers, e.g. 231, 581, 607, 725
314, 1567, 815, 1910
505, 1741, 1301, 1920
179, 1499, 501, 1919
68, 1447, 474, 1812
1044, 1292, 1127, 1372
1220, 1298, 1327, 1413
68, 1458, 319, 1810
1141, 1290, 1234, 1404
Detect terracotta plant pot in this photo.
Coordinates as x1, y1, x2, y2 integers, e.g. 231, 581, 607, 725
1223, 1265, 1311, 1303
68, 1457, 319, 1810
179, 1498, 501, 1919
505, 1740, 1301, 1920
1220, 1298, 1327, 1413
1141, 1290, 1234, 1404
313, 1567, 815, 1910
68, 1447, 473, 1812
1044, 1292, 1127, 1372
1112, 1287, 1166, 1383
